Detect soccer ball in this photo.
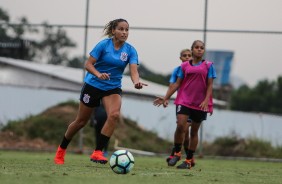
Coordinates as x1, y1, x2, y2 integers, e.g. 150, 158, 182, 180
109, 150, 134, 174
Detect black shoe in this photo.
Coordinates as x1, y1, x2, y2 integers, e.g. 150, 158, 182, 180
166, 156, 173, 163
176, 159, 192, 169
168, 152, 181, 166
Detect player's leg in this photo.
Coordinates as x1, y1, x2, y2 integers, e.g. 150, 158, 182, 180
54, 102, 93, 164
94, 104, 108, 156
168, 113, 188, 166
166, 146, 175, 163
183, 121, 196, 167
167, 123, 186, 164
188, 122, 201, 164
94, 122, 100, 147
177, 121, 200, 169
100, 94, 121, 136
90, 93, 121, 164
183, 121, 191, 157
65, 102, 94, 139
95, 120, 109, 156
177, 109, 205, 169
166, 106, 178, 163
95, 120, 104, 137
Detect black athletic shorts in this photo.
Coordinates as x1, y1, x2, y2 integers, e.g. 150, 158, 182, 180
176, 105, 207, 123
80, 83, 122, 108
175, 105, 192, 123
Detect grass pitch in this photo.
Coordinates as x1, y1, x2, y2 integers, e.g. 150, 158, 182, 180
0, 150, 281, 184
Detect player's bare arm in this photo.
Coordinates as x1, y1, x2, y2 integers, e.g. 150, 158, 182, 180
130, 64, 148, 89
199, 78, 213, 113
85, 56, 110, 80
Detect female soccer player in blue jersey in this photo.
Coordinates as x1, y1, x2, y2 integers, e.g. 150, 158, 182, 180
54, 18, 147, 165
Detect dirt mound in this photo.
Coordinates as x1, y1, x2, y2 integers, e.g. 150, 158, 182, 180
0, 101, 172, 153
0, 131, 55, 151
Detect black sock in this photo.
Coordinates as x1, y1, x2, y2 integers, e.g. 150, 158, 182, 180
174, 143, 182, 153
186, 149, 195, 160
60, 136, 71, 149
184, 147, 189, 156
95, 134, 110, 151
170, 146, 175, 156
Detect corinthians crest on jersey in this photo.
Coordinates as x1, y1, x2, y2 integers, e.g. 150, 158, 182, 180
120, 52, 128, 62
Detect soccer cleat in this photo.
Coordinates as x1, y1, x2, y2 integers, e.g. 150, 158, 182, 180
168, 152, 181, 166
90, 150, 108, 164
54, 146, 66, 165
176, 159, 192, 169
166, 155, 173, 163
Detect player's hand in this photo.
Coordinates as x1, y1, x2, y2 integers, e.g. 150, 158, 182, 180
134, 82, 148, 89
153, 96, 169, 108
199, 100, 209, 112
98, 73, 111, 80
153, 96, 164, 107
163, 100, 169, 108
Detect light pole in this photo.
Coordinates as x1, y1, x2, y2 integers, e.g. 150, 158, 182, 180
198, 0, 208, 158
78, 0, 90, 153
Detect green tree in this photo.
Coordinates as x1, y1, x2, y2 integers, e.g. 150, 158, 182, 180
230, 76, 282, 115
273, 76, 282, 114
1, 7, 37, 60
36, 23, 76, 65
67, 56, 84, 68
230, 85, 251, 111
0, 7, 78, 65
12, 17, 38, 39
126, 64, 170, 86
253, 80, 275, 112
0, 7, 10, 38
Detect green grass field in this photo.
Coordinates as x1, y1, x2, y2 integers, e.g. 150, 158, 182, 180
1, 150, 281, 184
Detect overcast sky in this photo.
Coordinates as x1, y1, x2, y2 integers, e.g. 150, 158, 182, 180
1, 0, 282, 87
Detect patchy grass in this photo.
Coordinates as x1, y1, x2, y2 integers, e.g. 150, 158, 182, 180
1, 150, 282, 184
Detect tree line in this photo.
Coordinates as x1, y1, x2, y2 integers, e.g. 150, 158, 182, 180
230, 77, 282, 115
1, 6, 282, 115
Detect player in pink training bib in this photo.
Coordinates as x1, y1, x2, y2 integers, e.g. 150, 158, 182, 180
154, 40, 216, 169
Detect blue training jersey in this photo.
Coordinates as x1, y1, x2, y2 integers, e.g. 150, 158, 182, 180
178, 61, 217, 79
84, 38, 139, 90
169, 66, 181, 84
